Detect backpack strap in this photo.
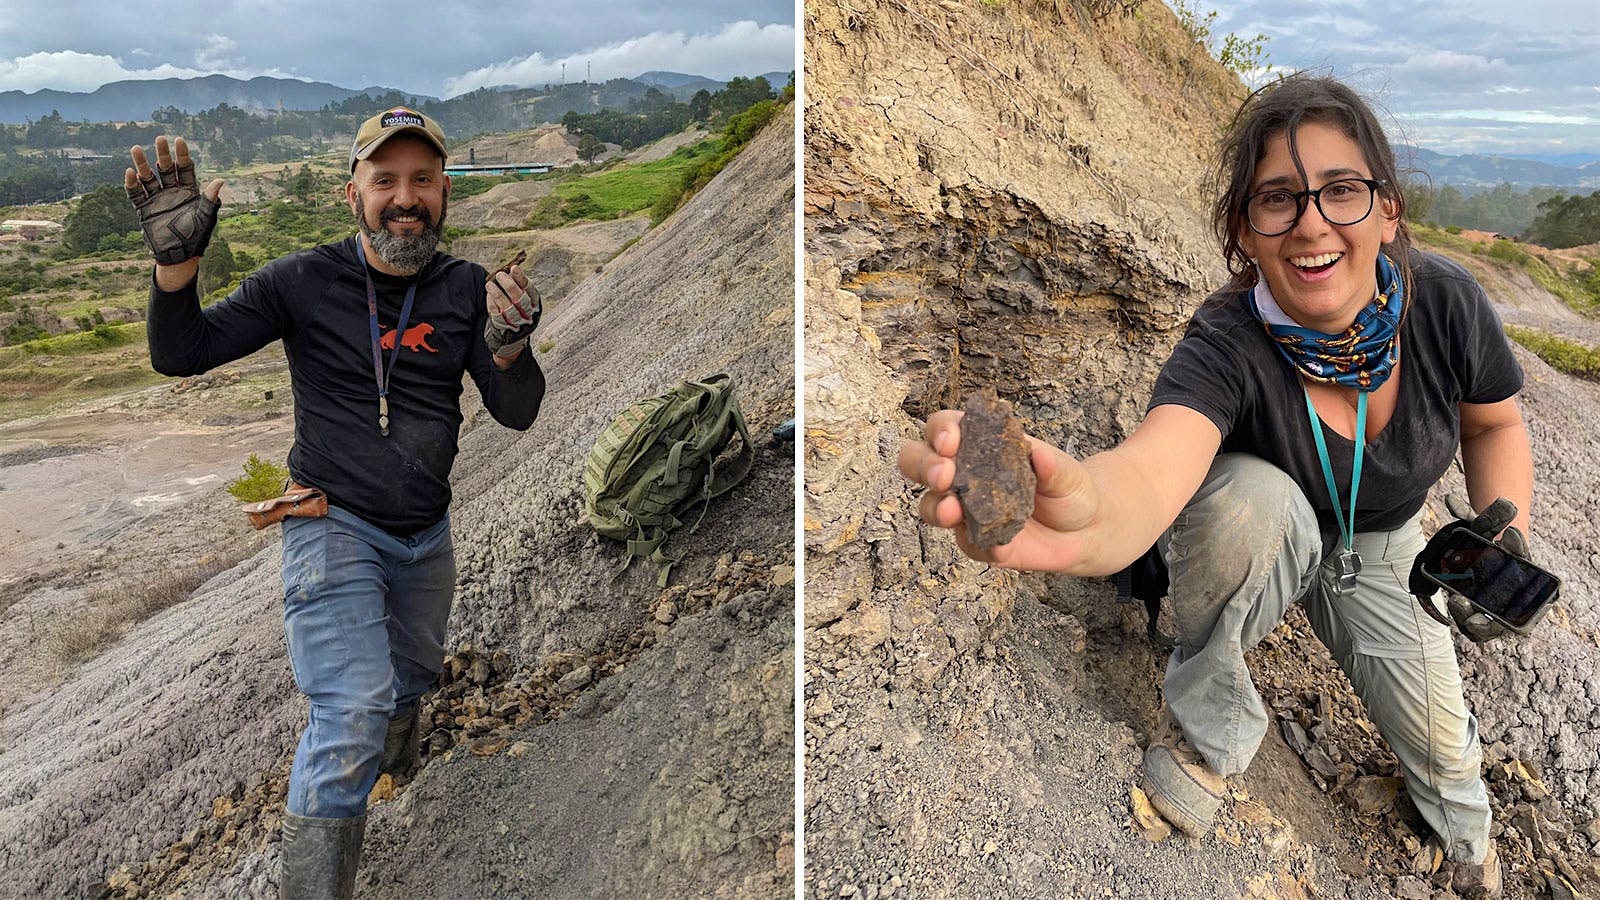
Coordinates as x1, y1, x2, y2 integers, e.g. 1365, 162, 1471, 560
1114, 542, 1177, 650
706, 400, 755, 500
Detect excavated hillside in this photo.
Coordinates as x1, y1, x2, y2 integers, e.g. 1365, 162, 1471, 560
0, 111, 795, 898
804, 3, 1600, 898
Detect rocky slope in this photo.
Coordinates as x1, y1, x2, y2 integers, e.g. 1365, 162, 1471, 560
0, 109, 795, 897
804, 2, 1599, 898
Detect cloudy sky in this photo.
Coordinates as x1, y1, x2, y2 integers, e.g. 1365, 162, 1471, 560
0, 0, 795, 99
1211, 0, 1598, 156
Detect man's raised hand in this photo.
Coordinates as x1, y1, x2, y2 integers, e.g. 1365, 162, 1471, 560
897, 410, 1104, 572
484, 261, 541, 362
125, 136, 224, 267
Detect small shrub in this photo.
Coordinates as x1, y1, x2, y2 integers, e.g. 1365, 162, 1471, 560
1487, 239, 1531, 266
1445, 225, 1463, 235
1505, 325, 1600, 381
649, 187, 684, 224
537, 339, 556, 353
48, 555, 240, 664
226, 453, 291, 503
2, 321, 45, 345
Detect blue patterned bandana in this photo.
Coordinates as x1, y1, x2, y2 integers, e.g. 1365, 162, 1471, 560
1250, 253, 1403, 392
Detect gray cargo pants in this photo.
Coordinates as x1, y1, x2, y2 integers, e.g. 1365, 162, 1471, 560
1160, 453, 1491, 864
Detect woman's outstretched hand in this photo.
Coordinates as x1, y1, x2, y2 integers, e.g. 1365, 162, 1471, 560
896, 409, 1104, 572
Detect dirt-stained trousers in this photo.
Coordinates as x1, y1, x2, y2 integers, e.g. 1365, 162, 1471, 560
1160, 453, 1491, 865
279, 505, 454, 819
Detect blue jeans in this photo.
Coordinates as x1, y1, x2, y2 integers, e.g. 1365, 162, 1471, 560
280, 506, 455, 818
1161, 454, 1491, 864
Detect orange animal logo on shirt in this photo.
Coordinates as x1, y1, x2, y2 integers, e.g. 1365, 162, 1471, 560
381, 322, 437, 352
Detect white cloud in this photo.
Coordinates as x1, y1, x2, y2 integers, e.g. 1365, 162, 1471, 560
0, 51, 205, 93
1406, 109, 1597, 125
0, 49, 304, 94
440, 20, 794, 97
1487, 86, 1533, 94
1390, 50, 1511, 81
195, 34, 239, 71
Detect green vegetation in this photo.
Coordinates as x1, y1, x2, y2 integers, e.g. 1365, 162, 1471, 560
2, 321, 141, 357
1525, 190, 1600, 249
1412, 182, 1564, 237
226, 453, 292, 503
62, 183, 140, 254
525, 137, 725, 228
1505, 325, 1600, 381
651, 100, 787, 224
1171, 0, 1270, 76
537, 339, 556, 353
1416, 223, 1600, 317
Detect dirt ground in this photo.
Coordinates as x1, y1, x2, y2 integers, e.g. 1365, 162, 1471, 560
0, 346, 292, 715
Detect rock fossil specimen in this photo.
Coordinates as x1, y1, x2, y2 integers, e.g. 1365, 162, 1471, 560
952, 387, 1036, 548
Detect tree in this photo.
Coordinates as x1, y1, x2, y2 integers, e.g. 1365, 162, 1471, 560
63, 182, 140, 254
711, 77, 774, 121
284, 165, 319, 203
1524, 191, 1600, 249
199, 235, 237, 290
25, 110, 67, 149
689, 89, 712, 122
577, 133, 604, 162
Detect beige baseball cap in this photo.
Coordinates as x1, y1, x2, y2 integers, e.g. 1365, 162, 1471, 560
349, 106, 448, 171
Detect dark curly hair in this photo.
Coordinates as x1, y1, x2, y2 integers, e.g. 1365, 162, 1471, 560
1210, 74, 1414, 303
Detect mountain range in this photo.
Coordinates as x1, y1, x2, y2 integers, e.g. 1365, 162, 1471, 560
0, 71, 793, 125
1400, 144, 1600, 192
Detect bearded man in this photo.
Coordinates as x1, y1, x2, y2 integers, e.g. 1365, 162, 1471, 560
127, 108, 544, 898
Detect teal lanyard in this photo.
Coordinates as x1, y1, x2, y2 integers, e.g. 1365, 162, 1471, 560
1303, 387, 1366, 552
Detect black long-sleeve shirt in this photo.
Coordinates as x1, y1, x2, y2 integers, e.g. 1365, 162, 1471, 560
149, 235, 544, 534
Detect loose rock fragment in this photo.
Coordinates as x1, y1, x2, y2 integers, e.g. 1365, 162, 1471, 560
1345, 775, 1404, 816
951, 388, 1035, 548
1129, 786, 1172, 841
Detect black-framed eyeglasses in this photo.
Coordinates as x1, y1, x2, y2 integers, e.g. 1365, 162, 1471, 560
1244, 177, 1386, 237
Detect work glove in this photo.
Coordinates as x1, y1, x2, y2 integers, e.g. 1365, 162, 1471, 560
126, 137, 220, 265
484, 260, 541, 360
1409, 495, 1530, 643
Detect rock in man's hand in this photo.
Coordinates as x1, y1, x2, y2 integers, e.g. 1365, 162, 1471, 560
484, 263, 541, 363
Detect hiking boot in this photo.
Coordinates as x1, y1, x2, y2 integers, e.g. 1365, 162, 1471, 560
280, 812, 364, 900
1447, 841, 1502, 899
1141, 707, 1228, 837
379, 709, 420, 779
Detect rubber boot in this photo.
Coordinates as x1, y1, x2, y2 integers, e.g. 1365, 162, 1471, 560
379, 709, 420, 779
280, 812, 364, 900
1141, 707, 1228, 837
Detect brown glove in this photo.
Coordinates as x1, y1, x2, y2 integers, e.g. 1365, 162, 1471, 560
126, 137, 220, 265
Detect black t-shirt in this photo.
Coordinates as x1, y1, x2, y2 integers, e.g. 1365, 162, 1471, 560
148, 236, 545, 534
1149, 250, 1523, 539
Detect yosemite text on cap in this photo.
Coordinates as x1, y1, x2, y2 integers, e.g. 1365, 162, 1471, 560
349, 107, 449, 171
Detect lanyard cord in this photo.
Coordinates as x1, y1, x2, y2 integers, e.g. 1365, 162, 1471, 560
355, 240, 417, 432
1303, 387, 1367, 551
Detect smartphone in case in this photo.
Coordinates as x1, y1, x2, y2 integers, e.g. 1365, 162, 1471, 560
1417, 527, 1562, 634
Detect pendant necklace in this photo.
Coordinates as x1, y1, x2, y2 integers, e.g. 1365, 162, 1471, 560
1304, 386, 1367, 595
356, 240, 417, 438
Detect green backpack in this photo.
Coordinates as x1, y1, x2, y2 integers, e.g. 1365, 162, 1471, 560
583, 373, 755, 586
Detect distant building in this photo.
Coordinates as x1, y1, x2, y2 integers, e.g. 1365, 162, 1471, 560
0, 220, 64, 240
444, 163, 553, 176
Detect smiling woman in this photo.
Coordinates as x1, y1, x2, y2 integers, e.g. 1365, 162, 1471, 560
898, 72, 1534, 898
